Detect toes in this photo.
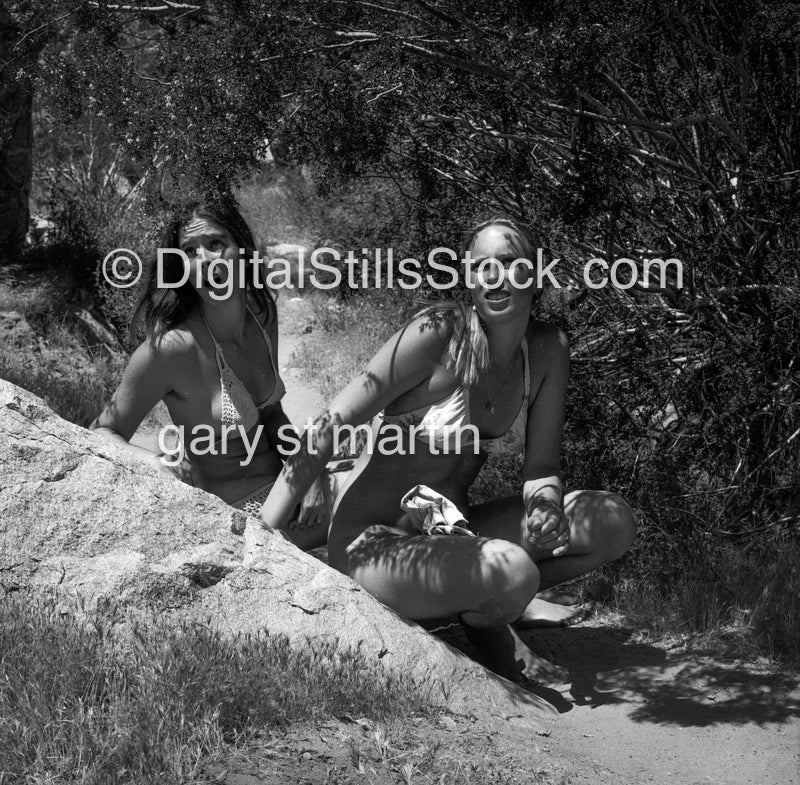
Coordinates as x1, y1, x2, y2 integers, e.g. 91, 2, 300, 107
519, 658, 569, 685
513, 598, 593, 630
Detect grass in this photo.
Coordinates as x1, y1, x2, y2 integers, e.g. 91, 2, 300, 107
0, 593, 438, 784
609, 544, 800, 665
0, 272, 125, 428
0, 594, 558, 785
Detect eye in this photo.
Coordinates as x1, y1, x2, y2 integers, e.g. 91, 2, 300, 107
210, 239, 225, 250
183, 245, 197, 257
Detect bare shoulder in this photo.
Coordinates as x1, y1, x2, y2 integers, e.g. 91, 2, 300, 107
152, 325, 198, 359
526, 320, 570, 366
386, 309, 453, 361
130, 324, 198, 378
355, 309, 453, 400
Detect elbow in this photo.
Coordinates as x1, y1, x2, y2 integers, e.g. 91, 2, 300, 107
89, 423, 127, 443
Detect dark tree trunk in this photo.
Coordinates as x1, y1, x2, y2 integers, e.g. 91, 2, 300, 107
0, 7, 35, 264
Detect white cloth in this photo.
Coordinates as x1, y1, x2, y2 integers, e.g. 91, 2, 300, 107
399, 484, 475, 537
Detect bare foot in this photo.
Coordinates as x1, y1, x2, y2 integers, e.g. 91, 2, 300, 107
459, 617, 567, 684
513, 597, 592, 630
535, 588, 581, 606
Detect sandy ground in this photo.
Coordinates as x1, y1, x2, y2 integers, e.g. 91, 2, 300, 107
430, 617, 800, 785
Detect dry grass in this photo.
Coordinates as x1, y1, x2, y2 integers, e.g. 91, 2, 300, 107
0, 594, 558, 785
609, 546, 800, 666
0, 593, 441, 785
0, 277, 125, 428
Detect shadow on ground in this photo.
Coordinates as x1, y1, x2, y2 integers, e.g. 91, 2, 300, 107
426, 618, 800, 727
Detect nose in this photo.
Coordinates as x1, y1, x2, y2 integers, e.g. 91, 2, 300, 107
481, 258, 503, 286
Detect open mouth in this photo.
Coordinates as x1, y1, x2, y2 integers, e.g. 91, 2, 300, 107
202, 263, 228, 286
485, 290, 511, 301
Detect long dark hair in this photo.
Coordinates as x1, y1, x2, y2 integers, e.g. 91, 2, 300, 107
132, 197, 276, 343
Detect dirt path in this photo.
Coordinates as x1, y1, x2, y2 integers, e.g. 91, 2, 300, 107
279, 296, 800, 785
276, 297, 326, 428
432, 616, 800, 784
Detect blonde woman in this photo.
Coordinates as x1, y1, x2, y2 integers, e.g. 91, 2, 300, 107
260, 218, 636, 682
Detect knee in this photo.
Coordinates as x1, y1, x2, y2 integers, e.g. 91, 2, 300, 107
478, 539, 539, 622
603, 492, 637, 557
331, 523, 401, 573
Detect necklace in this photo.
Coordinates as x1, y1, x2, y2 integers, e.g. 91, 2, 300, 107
483, 348, 521, 413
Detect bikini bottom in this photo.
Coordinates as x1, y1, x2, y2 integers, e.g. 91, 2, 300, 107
230, 481, 313, 531
231, 481, 276, 519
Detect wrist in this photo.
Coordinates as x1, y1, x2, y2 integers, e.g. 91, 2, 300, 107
526, 496, 561, 516
522, 477, 562, 514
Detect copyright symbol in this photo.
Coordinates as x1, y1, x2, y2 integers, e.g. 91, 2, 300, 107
102, 248, 142, 288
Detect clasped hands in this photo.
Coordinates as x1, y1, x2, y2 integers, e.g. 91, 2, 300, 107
526, 497, 570, 558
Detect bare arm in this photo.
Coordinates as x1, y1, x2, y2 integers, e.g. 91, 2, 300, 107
90, 336, 182, 471
521, 325, 570, 555
259, 316, 447, 532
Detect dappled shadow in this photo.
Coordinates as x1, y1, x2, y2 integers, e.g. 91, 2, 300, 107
620, 659, 800, 727
428, 620, 800, 726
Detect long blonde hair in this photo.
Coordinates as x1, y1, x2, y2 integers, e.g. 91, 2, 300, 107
420, 217, 539, 387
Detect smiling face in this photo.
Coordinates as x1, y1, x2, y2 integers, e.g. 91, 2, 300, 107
177, 214, 239, 297
465, 224, 537, 323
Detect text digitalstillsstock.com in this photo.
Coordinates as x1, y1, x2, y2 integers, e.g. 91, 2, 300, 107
102, 246, 684, 296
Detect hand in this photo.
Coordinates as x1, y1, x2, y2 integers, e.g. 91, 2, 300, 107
293, 475, 331, 532
525, 498, 570, 558
149, 452, 195, 485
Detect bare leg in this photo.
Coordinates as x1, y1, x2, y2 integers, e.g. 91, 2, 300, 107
458, 616, 567, 682
340, 526, 561, 683
469, 490, 637, 623
537, 490, 637, 589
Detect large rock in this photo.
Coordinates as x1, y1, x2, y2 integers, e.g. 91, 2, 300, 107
0, 379, 552, 719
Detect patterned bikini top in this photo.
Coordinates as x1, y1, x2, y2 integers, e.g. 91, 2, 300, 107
380, 341, 530, 460
201, 306, 286, 437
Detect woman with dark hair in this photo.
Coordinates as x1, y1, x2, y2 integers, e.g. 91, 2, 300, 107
91, 197, 328, 548
260, 217, 637, 682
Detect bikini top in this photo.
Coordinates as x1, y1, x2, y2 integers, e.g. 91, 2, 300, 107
201, 305, 286, 440
380, 341, 530, 460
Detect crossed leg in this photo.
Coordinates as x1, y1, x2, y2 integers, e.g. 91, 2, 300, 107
469, 489, 637, 625
341, 526, 562, 681
336, 490, 636, 683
